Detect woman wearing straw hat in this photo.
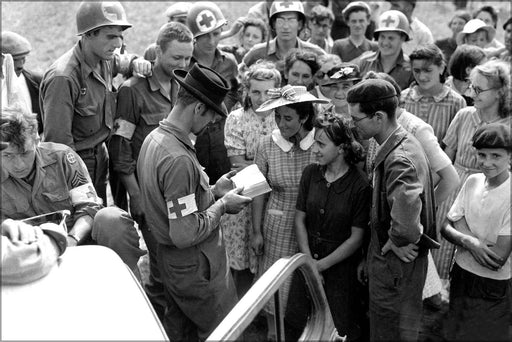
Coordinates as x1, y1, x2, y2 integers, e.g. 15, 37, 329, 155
251, 84, 328, 340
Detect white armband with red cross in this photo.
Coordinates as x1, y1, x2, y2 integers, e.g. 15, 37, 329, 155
113, 118, 136, 140
69, 183, 102, 206
167, 194, 198, 219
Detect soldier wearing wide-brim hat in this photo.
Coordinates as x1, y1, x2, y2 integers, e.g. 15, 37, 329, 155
137, 63, 251, 341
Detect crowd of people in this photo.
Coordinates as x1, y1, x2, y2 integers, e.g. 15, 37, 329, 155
1, 1, 511, 341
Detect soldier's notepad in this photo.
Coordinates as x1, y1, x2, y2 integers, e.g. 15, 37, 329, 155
231, 164, 272, 199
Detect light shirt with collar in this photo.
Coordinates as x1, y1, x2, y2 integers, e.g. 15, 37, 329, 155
271, 128, 315, 152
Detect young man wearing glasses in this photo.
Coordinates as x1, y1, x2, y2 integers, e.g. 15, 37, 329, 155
347, 78, 437, 341
242, 1, 325, 74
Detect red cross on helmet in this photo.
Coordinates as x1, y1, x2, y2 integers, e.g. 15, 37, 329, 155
269, 1, 306, 28
76, 1, 132, 36
187, 2, 227, 38
373, 10, 410, 41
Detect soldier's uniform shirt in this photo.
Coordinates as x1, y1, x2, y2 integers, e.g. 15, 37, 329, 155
1, 142, 101, 225
332, 37, 378, 63
109, 73, 175, 176
1, 141, 146, 272
242, 37, 327, 75
40, 41, 134, 152
137, 118, 236, 340
39, 41, 135, 204
191, 48, 238, 184
358, 49, 414, 92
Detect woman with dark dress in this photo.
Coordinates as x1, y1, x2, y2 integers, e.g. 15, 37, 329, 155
284, 115, 371, 341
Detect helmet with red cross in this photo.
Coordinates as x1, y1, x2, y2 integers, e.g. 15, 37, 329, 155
187, 1, 227, 38
269, 1, 306, 29
373, 10, 410, 41
76, 1, 132, 36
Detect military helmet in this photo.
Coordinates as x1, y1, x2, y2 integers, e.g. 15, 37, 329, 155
1, 31, 32, 57
187, 2, 227, 38
76, 1, 132, 36
373, 10, 410, 41
269, 1, 306, 26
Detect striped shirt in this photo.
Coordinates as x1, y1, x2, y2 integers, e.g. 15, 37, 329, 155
401, 85, 466, 144
443, 106, 511, 172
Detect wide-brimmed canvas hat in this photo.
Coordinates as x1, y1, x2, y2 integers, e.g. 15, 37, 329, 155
323, 63, 361, 86
456, 19, 496, 45
256, 85, 330, 112
173, 63, 230, 116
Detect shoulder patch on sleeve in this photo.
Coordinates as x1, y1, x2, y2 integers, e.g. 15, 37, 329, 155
66, 152, 76, 164
113, 118, 136, 140
167, 194, 198, 219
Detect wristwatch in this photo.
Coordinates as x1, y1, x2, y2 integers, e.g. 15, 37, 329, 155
67, 233, 80, 245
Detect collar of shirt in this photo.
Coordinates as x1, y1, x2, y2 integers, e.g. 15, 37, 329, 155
148, 68, 173, 102
373, 125, 406, 169
271, 127, 315, 152
312, 164, 354, 193
267, 37, 305, 58
159, 119, 195, 151
348, 36, 367, 49
192, 48, 226, 69
410, 84, 451, 102
73, 41, 110, 87
367, 50, 407, 68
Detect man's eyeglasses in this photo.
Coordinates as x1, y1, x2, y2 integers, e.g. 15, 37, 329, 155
351, 115, 370, 123
468, 83, 496, 96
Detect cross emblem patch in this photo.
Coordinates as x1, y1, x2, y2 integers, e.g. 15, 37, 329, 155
167, 194, 198, 219
381, 14, 398, 28
196, 10, 217, 32
278, 1, 294, 9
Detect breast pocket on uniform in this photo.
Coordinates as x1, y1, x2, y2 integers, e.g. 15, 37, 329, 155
75, 100, 101, 136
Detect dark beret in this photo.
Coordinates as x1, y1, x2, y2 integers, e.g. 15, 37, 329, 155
472, 122, 511, 150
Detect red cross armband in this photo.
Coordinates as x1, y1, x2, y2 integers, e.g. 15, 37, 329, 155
113, 118, 136, 140
167, 194, 198, 219
69, 183, 102, 206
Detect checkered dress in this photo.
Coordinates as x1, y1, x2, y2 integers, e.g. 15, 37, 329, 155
254, 133, 315, 315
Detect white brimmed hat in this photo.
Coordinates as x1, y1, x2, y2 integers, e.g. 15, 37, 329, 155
256, 85, 329, 112
456, 19, 496, 45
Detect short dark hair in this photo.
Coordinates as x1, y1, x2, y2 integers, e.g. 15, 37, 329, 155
474, 5, 499, 28
448, 44, 486, 80
241, 18, 268, 43
409, 44, 447, 83
308, 4, 334, 24
156, 22, 193, 53
279, 102, 316, 131
313, 115, 365, 165
448, 10, 471, 28
284, 49, 320, 78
